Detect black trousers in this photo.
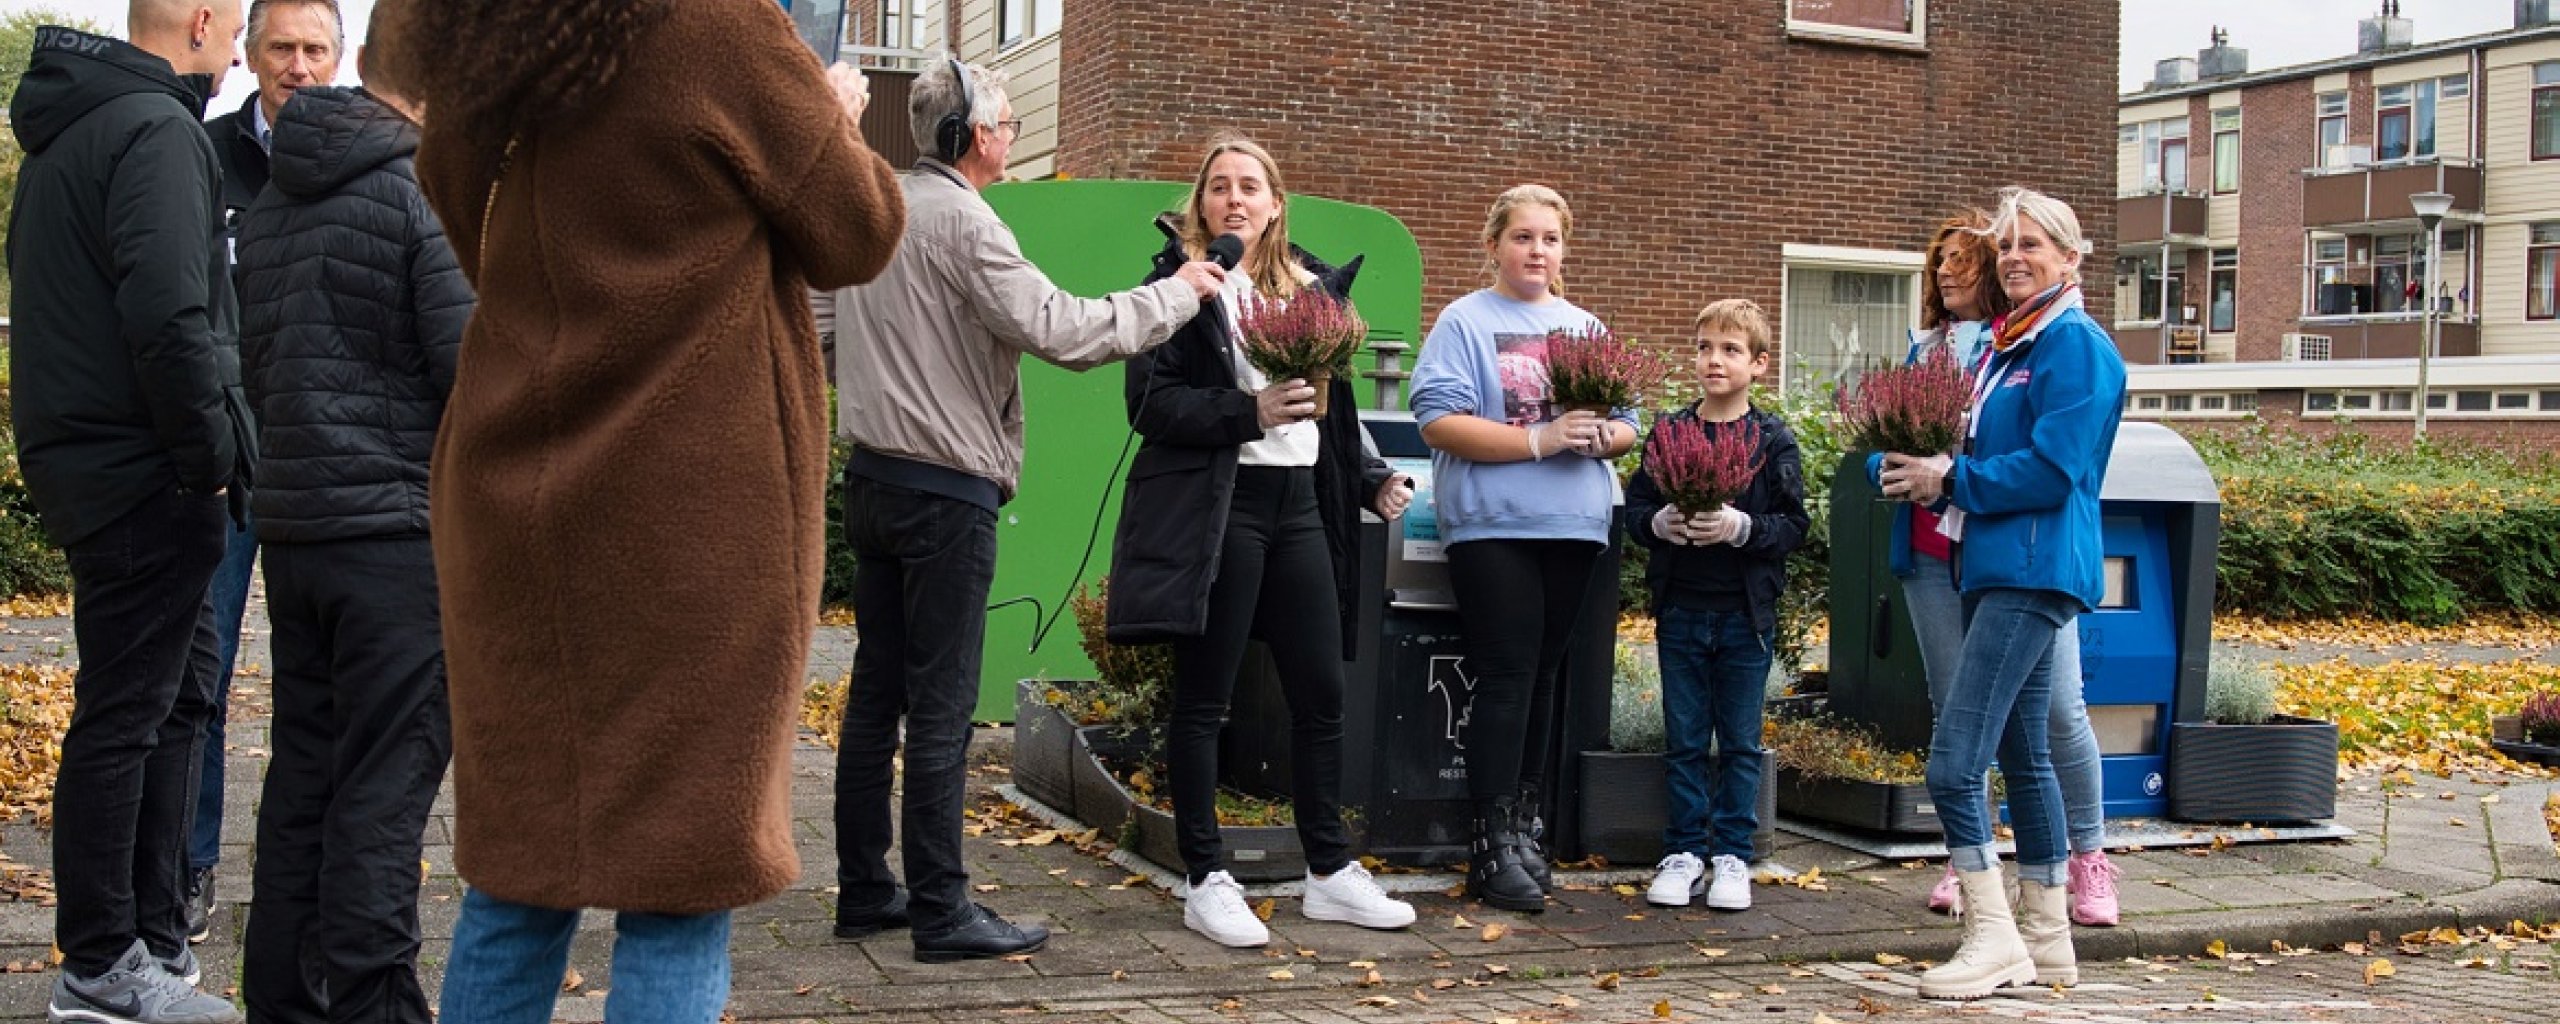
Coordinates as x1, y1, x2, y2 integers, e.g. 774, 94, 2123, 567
54, 486, 226, 976
1444, 538, 1600, 807
1168, 467, 1351, 883
243, 537, 451, 1023
833, 477, 997, 935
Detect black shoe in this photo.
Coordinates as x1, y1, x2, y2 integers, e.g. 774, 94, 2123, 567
912, 903, 1050, 963
1514, 788, 1555, 894
834, 886, 912, 940
1465, 805, 1546, 913
185, 867, 215, 944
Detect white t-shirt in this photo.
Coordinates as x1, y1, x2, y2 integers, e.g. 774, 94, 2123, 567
1222, 273, 1320, 468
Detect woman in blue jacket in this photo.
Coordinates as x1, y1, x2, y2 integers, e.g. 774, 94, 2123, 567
1878, 188, 2125, 1000
1875, 213, 2118, 927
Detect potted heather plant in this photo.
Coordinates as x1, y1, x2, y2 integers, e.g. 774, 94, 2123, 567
1544, 323, 1670, 415
1235, 290, 1367, 417
1837, 344, 1971, 466
2490, 691, 2560, 768
2168, 655, 2339, 823
1642, 413, 1764, 517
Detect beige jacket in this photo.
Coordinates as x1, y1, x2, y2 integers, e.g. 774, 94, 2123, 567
831, 162, 1199, 499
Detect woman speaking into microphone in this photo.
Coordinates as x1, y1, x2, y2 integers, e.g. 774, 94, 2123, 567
1104, 135, 1418, 949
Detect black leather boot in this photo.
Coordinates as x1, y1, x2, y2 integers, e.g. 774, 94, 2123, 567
1467, 801, 1547, 913
1514, 787, 1555, 894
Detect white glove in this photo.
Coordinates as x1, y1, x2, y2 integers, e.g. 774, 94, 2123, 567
1691, 505, 1752, 547
1526, 410, 1603, 460
1650, 505, 1693, 546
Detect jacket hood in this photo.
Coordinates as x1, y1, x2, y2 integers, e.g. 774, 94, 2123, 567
268, 87, 421, 198
9, 27, 206, 154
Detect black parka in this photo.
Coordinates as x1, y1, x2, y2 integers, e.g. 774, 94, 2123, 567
236, 86, 470, 543
1104, 220, 1393, 659
203, 90, 271, 286
5, 26, 247, 546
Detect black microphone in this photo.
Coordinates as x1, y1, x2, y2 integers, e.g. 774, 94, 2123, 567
1208, 233, 1244, 271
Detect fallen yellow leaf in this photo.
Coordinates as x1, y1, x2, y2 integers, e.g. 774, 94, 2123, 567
2364, 958, 2396, 985
1481, 922, 1509, 942
1875, 952, 1909, 966
1594, 971, 1622, 990
1268, 968, 1295, 981
1653, 998, 1673, 1017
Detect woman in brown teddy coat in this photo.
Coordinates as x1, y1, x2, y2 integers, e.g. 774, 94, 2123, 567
390, 0, 904, 1017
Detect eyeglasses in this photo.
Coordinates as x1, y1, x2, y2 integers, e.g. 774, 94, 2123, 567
993, 119, 1024, 139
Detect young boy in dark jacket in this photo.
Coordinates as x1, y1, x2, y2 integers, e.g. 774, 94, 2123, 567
1621, 299, 1809, 912
231, 29, 471, 1020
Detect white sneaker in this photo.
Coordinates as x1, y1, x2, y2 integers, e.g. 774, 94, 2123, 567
1182, 870, 1269, 948
1705, 854, 1752, 911
1302, 861, 1416, 930
1647, 852, 1705, 907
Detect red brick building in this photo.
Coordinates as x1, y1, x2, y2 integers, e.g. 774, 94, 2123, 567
843, 0, 2118, 394
2114, 4, 2560, 444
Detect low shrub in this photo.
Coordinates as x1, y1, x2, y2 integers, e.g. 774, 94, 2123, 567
2204, 651, 2278, 726
1608, 642, 1664, 754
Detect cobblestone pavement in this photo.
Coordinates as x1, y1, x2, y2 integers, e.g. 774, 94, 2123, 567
0, 597, 2556, 1021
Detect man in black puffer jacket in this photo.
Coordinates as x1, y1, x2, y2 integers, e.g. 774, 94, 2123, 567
231, 55, 470, 1021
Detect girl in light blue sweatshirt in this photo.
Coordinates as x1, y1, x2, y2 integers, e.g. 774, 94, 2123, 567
1408, 184, 1636, 913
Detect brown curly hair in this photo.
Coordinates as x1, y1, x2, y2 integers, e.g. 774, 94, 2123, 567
1921, 210, 2010, 330
384, 0, 672, 159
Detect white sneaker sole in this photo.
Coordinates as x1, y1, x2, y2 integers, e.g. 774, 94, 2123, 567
1302, 898, 1416, 930
1645, 879, 1699, 907
1705, 888, 1751, 911
1184, 912, 1269, 948
1918, 959, 2038, 1000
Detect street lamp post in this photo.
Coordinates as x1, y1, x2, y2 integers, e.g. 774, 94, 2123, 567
2410, 190, 2454, 441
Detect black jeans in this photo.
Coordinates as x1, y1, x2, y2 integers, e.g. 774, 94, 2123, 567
1168, 467, 1351, 883
242, 537, 451, 1023
833, 477, 997, 935
54, 486, 226, 975
1444, 539, 1600, 807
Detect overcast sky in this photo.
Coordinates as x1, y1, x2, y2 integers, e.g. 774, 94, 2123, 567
3, 0, 374, 116
2120, 0, 2515, 93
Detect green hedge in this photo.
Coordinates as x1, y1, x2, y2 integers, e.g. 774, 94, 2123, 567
2198, 426, 2560, 623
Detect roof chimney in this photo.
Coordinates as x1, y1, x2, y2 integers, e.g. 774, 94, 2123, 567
2523, 0, 2559, 29
2198, 25, 2249, 78
2154, 56, 2199, 89
2360, 1, 2414, 54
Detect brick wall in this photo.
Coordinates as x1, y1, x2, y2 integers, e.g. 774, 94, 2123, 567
2235, 78, 2313, 362
1057, 0, 2117, 358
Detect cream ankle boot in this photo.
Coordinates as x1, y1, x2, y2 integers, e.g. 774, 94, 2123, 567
1918, 867, 2036, 999
2016, 878, 2077, 986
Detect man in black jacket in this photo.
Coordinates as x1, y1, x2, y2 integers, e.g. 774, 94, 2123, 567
232, 37, 468, 1017
6, 1, 253, 1020
184, 0, 344, 948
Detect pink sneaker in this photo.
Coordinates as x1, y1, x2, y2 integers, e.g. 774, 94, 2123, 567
1926, 863, 1961, 914
2067, 850, 2121, 926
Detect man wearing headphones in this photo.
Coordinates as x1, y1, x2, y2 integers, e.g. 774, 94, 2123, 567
825, 56, 1224, 963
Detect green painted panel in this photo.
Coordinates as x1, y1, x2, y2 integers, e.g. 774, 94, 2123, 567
967, 180, 1423, 720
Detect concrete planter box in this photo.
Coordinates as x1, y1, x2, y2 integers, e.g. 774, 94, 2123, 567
1774, 765, 1943, 834
2490, 738, 2560, 768
1578, 750, 1775, 865
2168, 715, 2339, 823
1076, 726, 1308, 883
1010, 679, 1080, 814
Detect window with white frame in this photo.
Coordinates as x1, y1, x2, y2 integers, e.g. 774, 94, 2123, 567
1780, 247, 1919, 394
2376, 80, 2437, 162
2529, 223, 2560, 320
2536, 64, 2560, 160
2317, 91, 2349, 165
2116, 251, 2180, 324
2128, 117, 2190, 193
2209, 249, 2237, 332
1000, 0, 1060, 48
2212, 108, 2241, 194
1786, 0, 1925, 47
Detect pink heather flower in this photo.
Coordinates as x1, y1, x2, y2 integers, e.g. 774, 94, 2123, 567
1838, 344, 1971, 456
1645, 415, 1764, 514
1235, 290, 1368, 380
1543, 322, 1671, 410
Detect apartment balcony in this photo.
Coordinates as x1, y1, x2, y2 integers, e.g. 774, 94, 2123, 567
2301, 158, 2483, 231
2117, 190, 2211, 248
2287, 315, 2481, 360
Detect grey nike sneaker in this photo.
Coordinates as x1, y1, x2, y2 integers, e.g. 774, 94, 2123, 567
47, 938, 239, 1023
158, 946, 199, 988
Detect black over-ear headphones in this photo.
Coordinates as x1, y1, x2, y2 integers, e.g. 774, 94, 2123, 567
935, 58, 976, 163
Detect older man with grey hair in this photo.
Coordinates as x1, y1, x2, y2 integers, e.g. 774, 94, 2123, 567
825, 56, 1224, 963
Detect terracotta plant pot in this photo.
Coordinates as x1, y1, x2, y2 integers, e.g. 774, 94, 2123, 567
1305, 367, 1334, 418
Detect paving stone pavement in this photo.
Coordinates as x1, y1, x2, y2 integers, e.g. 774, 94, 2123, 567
1, 595, 2558, 1020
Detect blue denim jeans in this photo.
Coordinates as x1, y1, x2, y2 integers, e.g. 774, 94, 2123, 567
191, 514, 255, 872
1904, 556, 2105, 853
440, 889, 731, 1024
1926, 587, 2076, 885
1656, 606, 1774, 862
